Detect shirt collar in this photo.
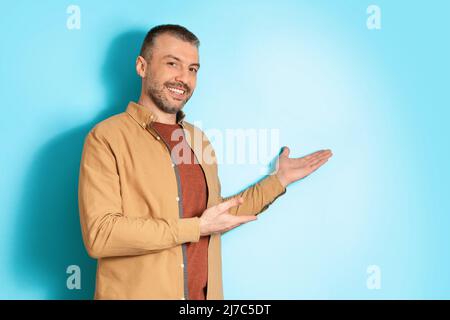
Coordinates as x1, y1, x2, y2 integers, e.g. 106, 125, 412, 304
125, 101, 186, 129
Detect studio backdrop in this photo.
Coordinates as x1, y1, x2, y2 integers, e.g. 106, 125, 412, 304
0, 0, 449, 299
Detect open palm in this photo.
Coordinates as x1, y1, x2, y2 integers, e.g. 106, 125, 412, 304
275, 147, 333, 187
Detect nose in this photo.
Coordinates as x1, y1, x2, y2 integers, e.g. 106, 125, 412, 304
174, 69, 190, 88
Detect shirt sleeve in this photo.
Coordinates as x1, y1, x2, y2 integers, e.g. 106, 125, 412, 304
78, 128, 200, 259
221, 173, 287, 216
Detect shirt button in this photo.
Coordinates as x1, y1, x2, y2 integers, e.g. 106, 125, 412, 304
156, 136, 161, 140
181, 263, 184, 268
181, 297, 186, 300
176, 196, 180, 202
142, 122, 146, 127
171, 163, 175, 168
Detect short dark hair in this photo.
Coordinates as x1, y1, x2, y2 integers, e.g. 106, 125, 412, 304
140, 24, 200, 60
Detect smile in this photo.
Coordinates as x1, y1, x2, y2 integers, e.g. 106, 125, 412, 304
166, 85, 186, 98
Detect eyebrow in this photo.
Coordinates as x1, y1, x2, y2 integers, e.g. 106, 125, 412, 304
162, 54, 200, 69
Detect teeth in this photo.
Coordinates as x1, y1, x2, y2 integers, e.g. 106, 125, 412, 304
168, 87, 185, 95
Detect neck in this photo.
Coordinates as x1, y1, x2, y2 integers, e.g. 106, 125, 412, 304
138, 94, 177, 125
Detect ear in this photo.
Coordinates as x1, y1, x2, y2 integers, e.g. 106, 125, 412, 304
136, 55, 147, 78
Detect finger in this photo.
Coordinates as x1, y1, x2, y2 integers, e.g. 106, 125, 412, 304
292, 152, 322, 165
314, 149, 332, 159
303, 149, 329, 161
302, 151, 320, 161
309, 154, 329, 165
307, 150, 332, 164
233, 215, 258, 224
315, 150, 333, 162
223, 216, 257, 233
309, 157, 329, 169
292, 151, 331, 168
217, 197, 244, 213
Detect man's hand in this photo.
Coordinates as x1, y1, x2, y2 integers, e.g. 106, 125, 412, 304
275, 147, 333, 188
199, 197, 257, 236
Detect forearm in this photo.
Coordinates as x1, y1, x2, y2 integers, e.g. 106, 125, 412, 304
80, 213, 200, 258
224, 174, 287, 216
78, 129, 201, 259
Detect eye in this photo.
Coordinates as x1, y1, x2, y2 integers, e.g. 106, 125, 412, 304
189, 67, 198, 73
167, 62, 177, 67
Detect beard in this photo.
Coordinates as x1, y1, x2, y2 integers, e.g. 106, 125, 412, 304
146, 78, 192, 114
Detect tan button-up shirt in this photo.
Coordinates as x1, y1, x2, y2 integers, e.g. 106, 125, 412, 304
78, 101, 287, 299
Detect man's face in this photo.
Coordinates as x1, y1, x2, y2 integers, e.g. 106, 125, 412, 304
142, 34, 199, 114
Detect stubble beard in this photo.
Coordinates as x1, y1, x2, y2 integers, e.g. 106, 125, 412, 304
146, 78, 191, 115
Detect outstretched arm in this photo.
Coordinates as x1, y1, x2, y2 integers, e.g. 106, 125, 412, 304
224, 146, 333, 217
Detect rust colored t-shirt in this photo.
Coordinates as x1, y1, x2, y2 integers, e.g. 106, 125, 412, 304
152, 121, 210, 300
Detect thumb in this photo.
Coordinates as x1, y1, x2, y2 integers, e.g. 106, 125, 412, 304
280, 146, 290, 158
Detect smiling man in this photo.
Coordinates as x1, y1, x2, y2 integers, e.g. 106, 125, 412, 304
78, 24, 333, 300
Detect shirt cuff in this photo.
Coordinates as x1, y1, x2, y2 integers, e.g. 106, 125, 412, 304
177, 217, 201, 244
262, 173, 287, 199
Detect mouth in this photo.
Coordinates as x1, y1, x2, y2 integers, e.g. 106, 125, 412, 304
165, 85, 187, 101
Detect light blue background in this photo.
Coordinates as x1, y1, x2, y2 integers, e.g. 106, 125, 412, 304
1, 0, 449, 299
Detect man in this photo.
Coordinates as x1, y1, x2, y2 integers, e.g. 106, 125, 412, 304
78, 24, 333, 300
